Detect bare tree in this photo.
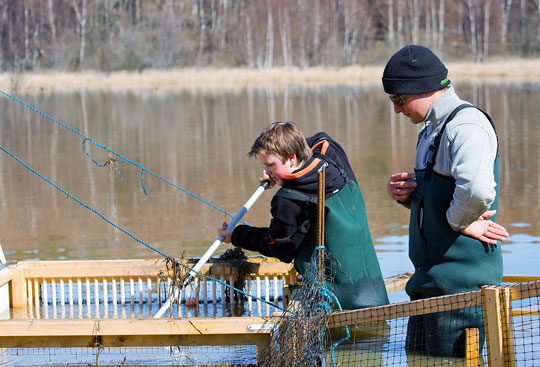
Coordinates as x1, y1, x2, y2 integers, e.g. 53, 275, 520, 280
425, 0, 432, 46
457, 0, 464, 36
297, 0, 308, 68
0, 3, 6, 68
196, 0, 207, 65
467, 0, 478, 61
520, 0, 528, 53
436, 0, 445, 52
24, 2, 30, 67
343, 0, 359, 64
500, 0, 513, 48
313, 0, 321, 65
264, 0, 274, 68
536, 0, 540, 46
388, 0, 395, 48
278, 5, 292, 68
217, 0, 229, 62
409, 0, 421, 44
397, 0, 405, 47
1, 0, 540, 71
73, 0, 88, 68
482, 0, 491, 60
47, 0, 56, 42
243, 5, 255, 68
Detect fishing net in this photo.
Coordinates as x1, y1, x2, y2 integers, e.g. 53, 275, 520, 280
160, 248, 254, 317
256, 247, 345, 367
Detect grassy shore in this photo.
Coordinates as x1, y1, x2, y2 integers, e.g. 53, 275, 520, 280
2, 59, 540, 94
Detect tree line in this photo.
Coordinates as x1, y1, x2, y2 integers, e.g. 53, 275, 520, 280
0, 0, 538, 72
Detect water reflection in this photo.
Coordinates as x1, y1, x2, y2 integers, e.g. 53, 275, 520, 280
0, 82, 539, 277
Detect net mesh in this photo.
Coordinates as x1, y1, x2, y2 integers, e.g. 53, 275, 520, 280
257, 248, 344, 367
3, 254, 540, 366
0, 345, 257, 366
500, 280, 540, 367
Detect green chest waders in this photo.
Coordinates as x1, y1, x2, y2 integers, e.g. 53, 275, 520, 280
278, 180, 389, 310
405, 104, 503, 357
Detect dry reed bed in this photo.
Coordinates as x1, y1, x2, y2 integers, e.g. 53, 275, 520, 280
2, 59, 540, 94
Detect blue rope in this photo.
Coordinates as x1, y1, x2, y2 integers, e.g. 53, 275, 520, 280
82, 139, 126, 181
0, 89, 248, 225
311, 246, 350, 367
0, 143, 286, 313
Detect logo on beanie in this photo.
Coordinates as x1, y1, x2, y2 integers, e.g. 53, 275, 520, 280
440, 77, 449, 85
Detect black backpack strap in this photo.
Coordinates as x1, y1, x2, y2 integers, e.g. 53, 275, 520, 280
274, 187, 317, 204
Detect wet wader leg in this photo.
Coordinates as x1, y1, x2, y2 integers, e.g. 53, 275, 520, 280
405, 315, 426, 353
422, 306, 485, 357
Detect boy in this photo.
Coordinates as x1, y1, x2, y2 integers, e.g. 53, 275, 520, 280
218, 121, 388, 310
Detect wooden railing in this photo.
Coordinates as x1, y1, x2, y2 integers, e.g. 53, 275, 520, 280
2, 258, 537, 367
0, 258, 298, 319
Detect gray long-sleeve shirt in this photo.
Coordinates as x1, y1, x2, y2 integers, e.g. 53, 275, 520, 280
415, 86, 498, 231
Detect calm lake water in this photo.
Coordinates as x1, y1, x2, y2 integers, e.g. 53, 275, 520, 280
1, 82, 539, 279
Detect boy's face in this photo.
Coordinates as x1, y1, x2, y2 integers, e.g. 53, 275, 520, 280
257, 152, 295, 186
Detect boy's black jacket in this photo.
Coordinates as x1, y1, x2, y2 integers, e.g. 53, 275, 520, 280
231, 132, 357, 262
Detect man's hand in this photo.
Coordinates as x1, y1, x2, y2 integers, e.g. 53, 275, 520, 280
461, 210, 509, 244
387, 172, 417, 202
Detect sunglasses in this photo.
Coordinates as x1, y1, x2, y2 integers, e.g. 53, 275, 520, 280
389, 94, 407, 107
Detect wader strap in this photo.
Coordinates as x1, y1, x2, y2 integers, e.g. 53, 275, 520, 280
424, 104, 498, 182
275, 187, 318, 204
313, 153, 351, 187
310, 137, 351, 186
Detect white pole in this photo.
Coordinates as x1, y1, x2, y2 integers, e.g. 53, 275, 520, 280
0, 243, 6, 268
154, 181, 269, 318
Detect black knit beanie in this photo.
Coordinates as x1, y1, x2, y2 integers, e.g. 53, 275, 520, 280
382, 45, 450, 95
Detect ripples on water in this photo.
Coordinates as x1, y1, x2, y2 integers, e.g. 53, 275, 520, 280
1, 83, 540, 279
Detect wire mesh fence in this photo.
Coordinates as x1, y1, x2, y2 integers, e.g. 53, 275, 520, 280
2, 256, 540, 366
0, 345, 258, 366
499, 279, 540, 367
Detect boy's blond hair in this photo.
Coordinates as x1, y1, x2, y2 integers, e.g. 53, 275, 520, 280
249, 121, 312, 164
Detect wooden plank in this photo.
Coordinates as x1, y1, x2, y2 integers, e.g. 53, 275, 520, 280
328, 289, 482, 328
384, 272, 412, 294
9, 267, 27, 311
508, 279, 540, 301
0, 333, 270, 349
0, 266, 13, 287
482, 286, 504, 367
511, 305, 539, 317
465, 328, 480, 366
19, 260, 295, 279
501, 287, 516, 367
0, 317, 274, 337
502, 275, 540, 283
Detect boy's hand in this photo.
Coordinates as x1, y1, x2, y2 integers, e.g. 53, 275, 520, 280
218, 222, 234, 243
260, 170, 276, 189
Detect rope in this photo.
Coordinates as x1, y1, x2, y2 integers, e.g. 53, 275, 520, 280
0, 89, 248, 225
313, 245, 350, 366
0, 143, 285, 313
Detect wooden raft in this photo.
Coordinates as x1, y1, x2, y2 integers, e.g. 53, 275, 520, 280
2, 257, 538, 366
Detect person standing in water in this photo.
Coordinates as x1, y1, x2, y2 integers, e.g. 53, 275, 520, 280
383, 45, 509, 357
219, 121, 389, 310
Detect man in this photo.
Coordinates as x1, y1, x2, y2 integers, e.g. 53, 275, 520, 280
382, 45, 509, 357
